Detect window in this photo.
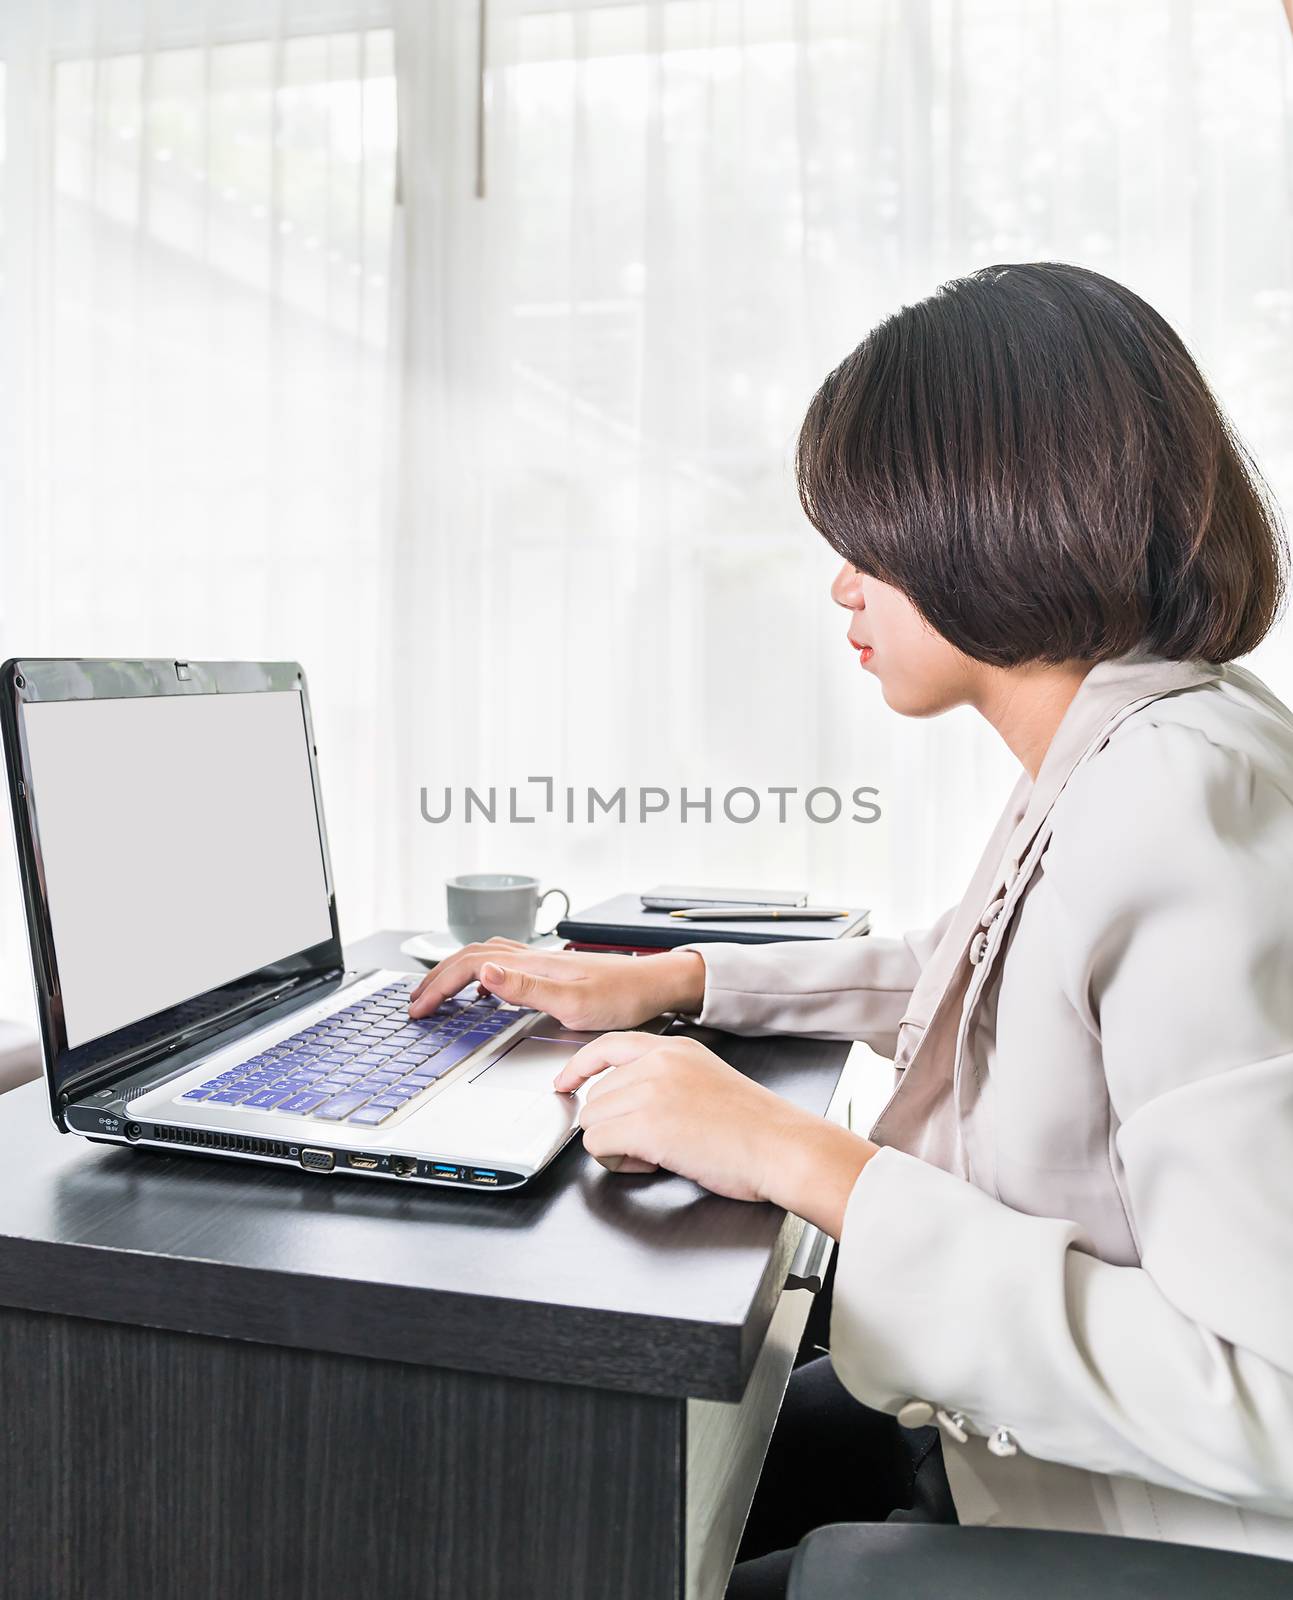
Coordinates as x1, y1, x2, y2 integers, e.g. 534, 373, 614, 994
0, 23, 398, 1022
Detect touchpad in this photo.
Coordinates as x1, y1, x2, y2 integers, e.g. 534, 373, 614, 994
475, 1037, 577, 1092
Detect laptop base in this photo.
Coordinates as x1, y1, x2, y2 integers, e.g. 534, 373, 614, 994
68, 1105, 539, 1188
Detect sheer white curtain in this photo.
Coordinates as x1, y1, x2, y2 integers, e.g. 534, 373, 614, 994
0, 0, 398, 1020
0, 0, 1289, 1027
389, 0, 1293, 940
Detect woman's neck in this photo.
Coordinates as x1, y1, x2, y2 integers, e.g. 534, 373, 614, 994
972, 661, 1094, 779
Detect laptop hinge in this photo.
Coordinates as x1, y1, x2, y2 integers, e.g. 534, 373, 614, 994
60, 968, 343, 1105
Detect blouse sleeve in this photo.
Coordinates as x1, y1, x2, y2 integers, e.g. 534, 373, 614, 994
676, 906, 956, 1053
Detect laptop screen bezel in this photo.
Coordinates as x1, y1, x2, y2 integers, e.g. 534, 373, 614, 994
1, 658, 345, 1122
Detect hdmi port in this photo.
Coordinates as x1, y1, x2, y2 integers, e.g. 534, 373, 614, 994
347, 1153, 380, 1170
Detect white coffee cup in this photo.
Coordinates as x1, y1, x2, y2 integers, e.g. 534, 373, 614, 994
445, 873, 571, 945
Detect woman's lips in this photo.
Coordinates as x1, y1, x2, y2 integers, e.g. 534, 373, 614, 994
858, 646, 874, 665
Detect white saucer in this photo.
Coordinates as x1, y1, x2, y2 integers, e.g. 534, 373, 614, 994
398, 930, 564, 967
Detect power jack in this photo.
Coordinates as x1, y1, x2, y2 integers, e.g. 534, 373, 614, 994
125, 1123, 143, 1141
391, 1157, 416, 1177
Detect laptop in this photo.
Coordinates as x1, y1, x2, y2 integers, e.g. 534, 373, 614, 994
1, 658, 634, 1191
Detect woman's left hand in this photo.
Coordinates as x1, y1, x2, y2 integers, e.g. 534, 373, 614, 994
554, 1033, 877, 1236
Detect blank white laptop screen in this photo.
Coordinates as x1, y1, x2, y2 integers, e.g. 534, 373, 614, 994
22, 690, 333, 1049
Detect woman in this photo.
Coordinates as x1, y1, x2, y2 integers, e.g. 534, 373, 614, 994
410, 263, 1293, 1585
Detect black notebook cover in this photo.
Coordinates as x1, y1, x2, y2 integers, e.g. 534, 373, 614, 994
556, 893, 870, 949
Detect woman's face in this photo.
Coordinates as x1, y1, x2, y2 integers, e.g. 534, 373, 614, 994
831, 562, 978, 717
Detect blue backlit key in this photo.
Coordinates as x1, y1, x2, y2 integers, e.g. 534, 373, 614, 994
313, 1091, 373, 1121
244, 1088, 295, 1109
277, 1091, 328, 1114
423, 1031, 497, 1073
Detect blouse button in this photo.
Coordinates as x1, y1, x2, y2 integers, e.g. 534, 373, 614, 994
937, 1409, 969, 1444
897, 1400, 934, 1429
980, 896, 1006, 928
968, 930, 989, 965
987, 1427, 1019, 1459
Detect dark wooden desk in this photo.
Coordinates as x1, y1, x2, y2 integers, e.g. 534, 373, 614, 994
0, 930, 851, 1600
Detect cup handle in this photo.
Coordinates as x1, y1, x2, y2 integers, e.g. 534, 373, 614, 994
536, 887, 571, 937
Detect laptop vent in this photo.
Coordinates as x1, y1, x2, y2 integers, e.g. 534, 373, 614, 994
150, 1124, 292, 1159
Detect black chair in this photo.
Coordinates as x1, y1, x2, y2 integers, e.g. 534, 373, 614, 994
788, 1523, 1293, 1599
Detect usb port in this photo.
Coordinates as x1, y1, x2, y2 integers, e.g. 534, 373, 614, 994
431, 1163, 460, 1179
347, 1153, 380, 1170
469, 1168, 500, 1185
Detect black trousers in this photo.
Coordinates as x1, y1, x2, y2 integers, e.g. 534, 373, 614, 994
724, 1355, 957, 1600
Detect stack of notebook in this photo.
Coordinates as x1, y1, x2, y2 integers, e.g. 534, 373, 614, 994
556, 892, 871, 955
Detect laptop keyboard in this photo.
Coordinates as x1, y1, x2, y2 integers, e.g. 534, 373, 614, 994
177, 979, 523, 1128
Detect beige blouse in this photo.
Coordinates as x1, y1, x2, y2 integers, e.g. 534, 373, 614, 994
686, 654, 1293, 1560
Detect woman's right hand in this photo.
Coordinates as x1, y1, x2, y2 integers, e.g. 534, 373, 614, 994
406, 938, 707, 1032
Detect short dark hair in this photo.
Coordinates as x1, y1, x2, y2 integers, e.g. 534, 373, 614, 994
796, 262, 1286, 665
